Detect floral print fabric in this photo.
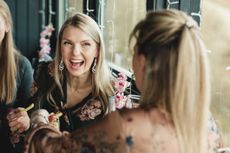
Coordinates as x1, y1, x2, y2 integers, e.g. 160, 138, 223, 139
72, 99, 102, 121
30, 62, 105, 132
24, 108, 224, 153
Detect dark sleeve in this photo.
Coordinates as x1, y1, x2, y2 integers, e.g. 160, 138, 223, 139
15, 56, 33, 107
33, 61, 52, 92
30, 61, 55, 111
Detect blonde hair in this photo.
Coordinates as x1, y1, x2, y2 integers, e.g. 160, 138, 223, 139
47, 12, 114, 113
130, 9, 210, 153
0, 0, 20, 104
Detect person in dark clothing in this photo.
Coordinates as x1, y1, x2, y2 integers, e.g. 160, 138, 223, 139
0, 0, 33, 152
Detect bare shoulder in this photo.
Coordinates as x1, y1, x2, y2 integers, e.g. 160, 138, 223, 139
118, 108, 180, 153
119, 107, 173, 127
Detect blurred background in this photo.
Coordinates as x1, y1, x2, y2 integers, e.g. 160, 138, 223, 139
201, 0, 230, 146
4, 0, 230, 146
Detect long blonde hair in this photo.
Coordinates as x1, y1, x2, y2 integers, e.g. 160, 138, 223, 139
0, 0, 20, 104
130, 9, 210, 153
47, 12, 114, 113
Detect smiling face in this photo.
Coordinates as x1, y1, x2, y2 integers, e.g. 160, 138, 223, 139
60, 25, 98, 77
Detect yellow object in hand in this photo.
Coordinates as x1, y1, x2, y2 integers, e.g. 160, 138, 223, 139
23, 103, 34, 112
48, 112, 63, 130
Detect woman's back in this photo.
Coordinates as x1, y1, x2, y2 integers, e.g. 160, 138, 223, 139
118, 108, 181, 153
25, 107, 223, 153
104, 108, 222, 153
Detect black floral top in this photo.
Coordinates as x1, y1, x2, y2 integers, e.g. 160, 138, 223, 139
30, 62, 104, 132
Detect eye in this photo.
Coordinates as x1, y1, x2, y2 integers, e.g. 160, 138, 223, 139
62, 41, 72, 46
82, 42, 91, 47
81, 42, 92, 51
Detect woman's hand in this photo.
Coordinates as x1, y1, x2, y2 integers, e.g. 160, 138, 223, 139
7, 108, 30, 133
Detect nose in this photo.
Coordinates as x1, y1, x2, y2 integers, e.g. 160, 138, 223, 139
72, 44, 81, 55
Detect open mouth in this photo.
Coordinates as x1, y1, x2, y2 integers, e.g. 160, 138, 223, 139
69, 59, 84, 69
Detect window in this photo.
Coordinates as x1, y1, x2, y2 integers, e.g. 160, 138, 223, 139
201, 0, 230, 146
66, 0, 84, 17
102, 0, 146, 70
65, 1, 230, 146
65, 1, 146, 70
66, 0, 146, 74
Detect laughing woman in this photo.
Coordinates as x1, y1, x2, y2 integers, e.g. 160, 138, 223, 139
25, 9, 224, 153
30, 12, 114, 132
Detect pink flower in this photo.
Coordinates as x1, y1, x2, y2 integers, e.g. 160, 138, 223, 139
40, 24, 54, 37
115, 99, 125, 109
88, 109, 101, 119
45, 24, 55, 36
40, 38, 50, 48
40, 45, 51, 54
38, 24, 54, 61
118, 73, 127, 81
110, 72, 132, 110
115, 93, 125, 102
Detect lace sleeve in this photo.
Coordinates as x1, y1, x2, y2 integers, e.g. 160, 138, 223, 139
24, 124, 68, 153
24, 112, 124, 153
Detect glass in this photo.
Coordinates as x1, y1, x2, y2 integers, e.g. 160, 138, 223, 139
201, 0, 230, 146
103, 0, 146, 70
66, 0, 84, 17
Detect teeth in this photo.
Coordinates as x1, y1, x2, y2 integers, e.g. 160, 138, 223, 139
69, 59, 84, 68
71, 61, 80, 64
70, 59, 83, 63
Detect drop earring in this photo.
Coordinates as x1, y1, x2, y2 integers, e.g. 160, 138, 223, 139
59, 58, 64, 71
92, 58, 97, 73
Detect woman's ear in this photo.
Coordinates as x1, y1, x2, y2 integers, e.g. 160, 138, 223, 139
139, 54, 146, 73
95, 47, 99, 58
5, 24, 9, 33
5, 27, 9, 33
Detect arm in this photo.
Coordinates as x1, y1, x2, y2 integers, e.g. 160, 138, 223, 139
16, 56, 33, 107
5, 56, 33, 151
7, 56, 33, 135
24, 111, 125, 153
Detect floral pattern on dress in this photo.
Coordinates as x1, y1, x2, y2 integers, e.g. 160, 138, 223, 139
71, 131, 120, 153
24, 110, 225, 153
25, 128, 120, 153
72, 99, 102, 121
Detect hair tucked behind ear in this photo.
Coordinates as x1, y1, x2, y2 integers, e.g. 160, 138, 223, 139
130, 9, 210, 153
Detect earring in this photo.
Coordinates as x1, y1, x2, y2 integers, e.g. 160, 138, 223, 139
59, 58, 64, 71
92, 58, 97, 73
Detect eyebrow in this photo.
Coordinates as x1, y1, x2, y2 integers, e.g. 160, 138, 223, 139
62, 38, 93, 43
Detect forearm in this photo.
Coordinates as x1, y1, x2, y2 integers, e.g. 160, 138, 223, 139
24, 124, 66, 153
25, 111, 124, 153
